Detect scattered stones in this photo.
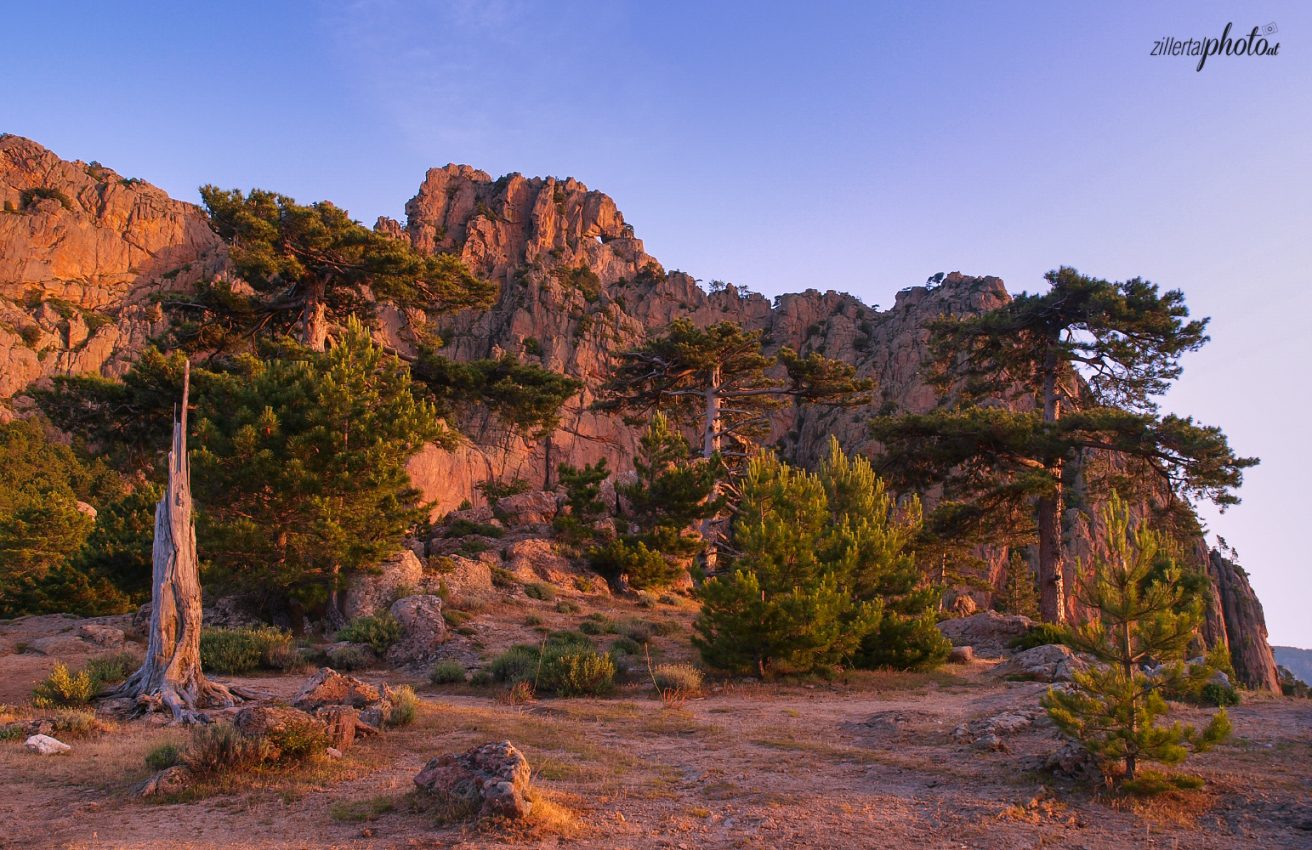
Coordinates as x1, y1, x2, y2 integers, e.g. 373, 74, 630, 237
292, 668, 381, 711
386, 595, 447, 669
947, 646, 975, 664
988, 644, 1090, 683
129, 766, 191, 798
936, 611, 1033, 658
951, 709, 1045, 751
413, 741, 534, 820
24, 734, 70, 755
1045, 741, 1098, 779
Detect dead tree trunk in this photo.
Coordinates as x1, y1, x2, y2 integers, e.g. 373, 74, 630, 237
114, 362, 238, 721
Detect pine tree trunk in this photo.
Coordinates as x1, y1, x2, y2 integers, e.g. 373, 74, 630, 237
300, 283, 328, 352
699, 371, 722, 573
113, 362, 238, 721
1037, 348, 1067, 624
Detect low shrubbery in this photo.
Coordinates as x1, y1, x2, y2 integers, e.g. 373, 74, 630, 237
388, 685, 419, 726
429, 660, 466, 685
200, 626, 297, 675
524, 582, 556, 601
32, 663, 97, 707
651, 663, 704, 694
335, 613, 403, 655
1008, 623, 1073, 652
486, 631, 614, 697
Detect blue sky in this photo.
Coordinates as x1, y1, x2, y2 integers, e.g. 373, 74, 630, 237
5, 1, 1310, 645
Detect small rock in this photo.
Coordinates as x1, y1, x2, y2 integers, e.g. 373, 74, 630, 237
233, 705, 323, 739
947, 646, 974, 664
326, 747, 343, 759
988, 644, 1090, 683
292, 667, 382, 711
1046, 741, 1097, 778
25, 734, 70, 755
414, 741, 533, 820
78, 624, 125, 647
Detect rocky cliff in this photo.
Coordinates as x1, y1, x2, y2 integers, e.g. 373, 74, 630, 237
0, 136, 1281, 687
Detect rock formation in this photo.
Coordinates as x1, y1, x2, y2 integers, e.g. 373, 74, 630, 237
1206, 550, 1281, 690
0, 135, 1282, 687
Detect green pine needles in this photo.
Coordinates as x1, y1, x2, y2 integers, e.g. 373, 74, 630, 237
692, 439, 948, 677
1041, 493, 1231, 782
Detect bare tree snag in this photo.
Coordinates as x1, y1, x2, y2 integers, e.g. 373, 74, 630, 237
114, 362, 239, 721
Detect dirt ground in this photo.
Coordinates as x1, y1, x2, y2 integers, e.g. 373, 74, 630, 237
1, 605, 1310, 850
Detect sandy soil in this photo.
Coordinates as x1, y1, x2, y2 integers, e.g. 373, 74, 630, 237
1, 608, 1310, 850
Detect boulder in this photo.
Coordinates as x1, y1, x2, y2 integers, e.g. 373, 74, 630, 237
233, 705, 323, 739
386, 595, 447, 668
951, 709, 1044, 750
201, 594, 263, 630
27, 634, 94, 656
948, 594, 978, 617
936, 611, 1033, 658
292, 668, 381, 711
1046, 741, 1098, 779
504, 538, 573, 583
344, 550, 425, 621
947, 646, 974, 664
78, 624, 125, 648
316, 706, 365, 749
446, 506, 495, 525
988, 644, 1089, 683
436, 556, 493, 594
24, 734, 70, 755
129, 766, 192, 798
493, 491, 558, 527
413, 741, 533, 820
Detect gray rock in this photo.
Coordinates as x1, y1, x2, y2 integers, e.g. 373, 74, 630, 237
78, 624, 124, 647
947, 646, 974, 664
344, 550, 424, 620
936, 611, 1033, 658
414, 741, 533, 820
387, 594, 447, 669
292, 667, 382, 711
493, 491, 558, 527
988, 644, 1090, 683
24, 734, 70, 754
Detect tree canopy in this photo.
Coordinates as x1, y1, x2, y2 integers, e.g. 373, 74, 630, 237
873, 268, 1256, 623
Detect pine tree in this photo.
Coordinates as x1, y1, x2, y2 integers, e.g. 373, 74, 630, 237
693, 442, 943, 676
191, 318, 441, 613
598, 318, 873, 565
1041, 493, 1231, 781
410, 350, 582, 440
873, 267, 1257, 622
996, 551, 1040, 618
590, 413, 723, 589
175, 187, 497, 352
553, 458, 612, 546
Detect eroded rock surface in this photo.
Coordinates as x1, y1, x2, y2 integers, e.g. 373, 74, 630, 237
413, 741, 533, 820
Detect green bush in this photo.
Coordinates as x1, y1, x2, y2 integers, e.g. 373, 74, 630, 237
429, 660, 467, 685
1200, 682, 1240, 707
580, 615, 616, 636
388, 685, 419, 726
145, 741, 184, 771
444, 518, 505, 539
489, 645, 540, 685
442, 609, 471, 627
51, 708, 99, 736
1008, 623, 1073, 652
84, 651, 138, 687
336, 613, 404, 655
555, 600, 580, 614
618, 619, 653, 644
546, 630, 593, 650
856, 613, 952, 671
524, 582, 556, 601
32, 663, 96, 707
610, 635, 641, 656
327, 645, 372, 671
469, 670, 494, 687
185, 723, 270, 775
200, 626, 294, 675
490, 566, 519, 588
537, 645, 615, 697
652, 663, 704, 693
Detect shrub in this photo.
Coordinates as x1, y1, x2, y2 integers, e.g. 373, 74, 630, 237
523, 337, 542, 356
20, 186, 73, 210
580, 615, 616, 636
475, 477, 530, 508
264, 643, 305, 673
651, 663, 704, 693
336, 613, 404, 655
525, 582, 556, 602
1200, 682, 1240, 707
469, 670, 494, 687
32, 663, 96, 707
525, 613, 544, 627
200, 626, 294, 675
490, 566, 519, 588
388, 685, 419, 726
857, 613, 953, 671
618, 619, 653, 644
489, 645, 540, 685
51, 708, 100, 736
1009, 623, 1073, 652
537, 646, 615, 697
444, 518, 505, 539
145, 742, 184, 771
327, 645, 372, 671
429, 660, 466, 685
84, 651, 138, 687
610, 636, 641, 656
185, 723, 269, 775
264, 716, 330, 762
442, 609, 471, 627
555, 600, 580, 614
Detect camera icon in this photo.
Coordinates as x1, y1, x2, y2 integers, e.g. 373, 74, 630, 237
1260, 22, 1278, 36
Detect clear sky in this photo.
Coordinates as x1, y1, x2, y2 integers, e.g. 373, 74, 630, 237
5, 2, 1309, 645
